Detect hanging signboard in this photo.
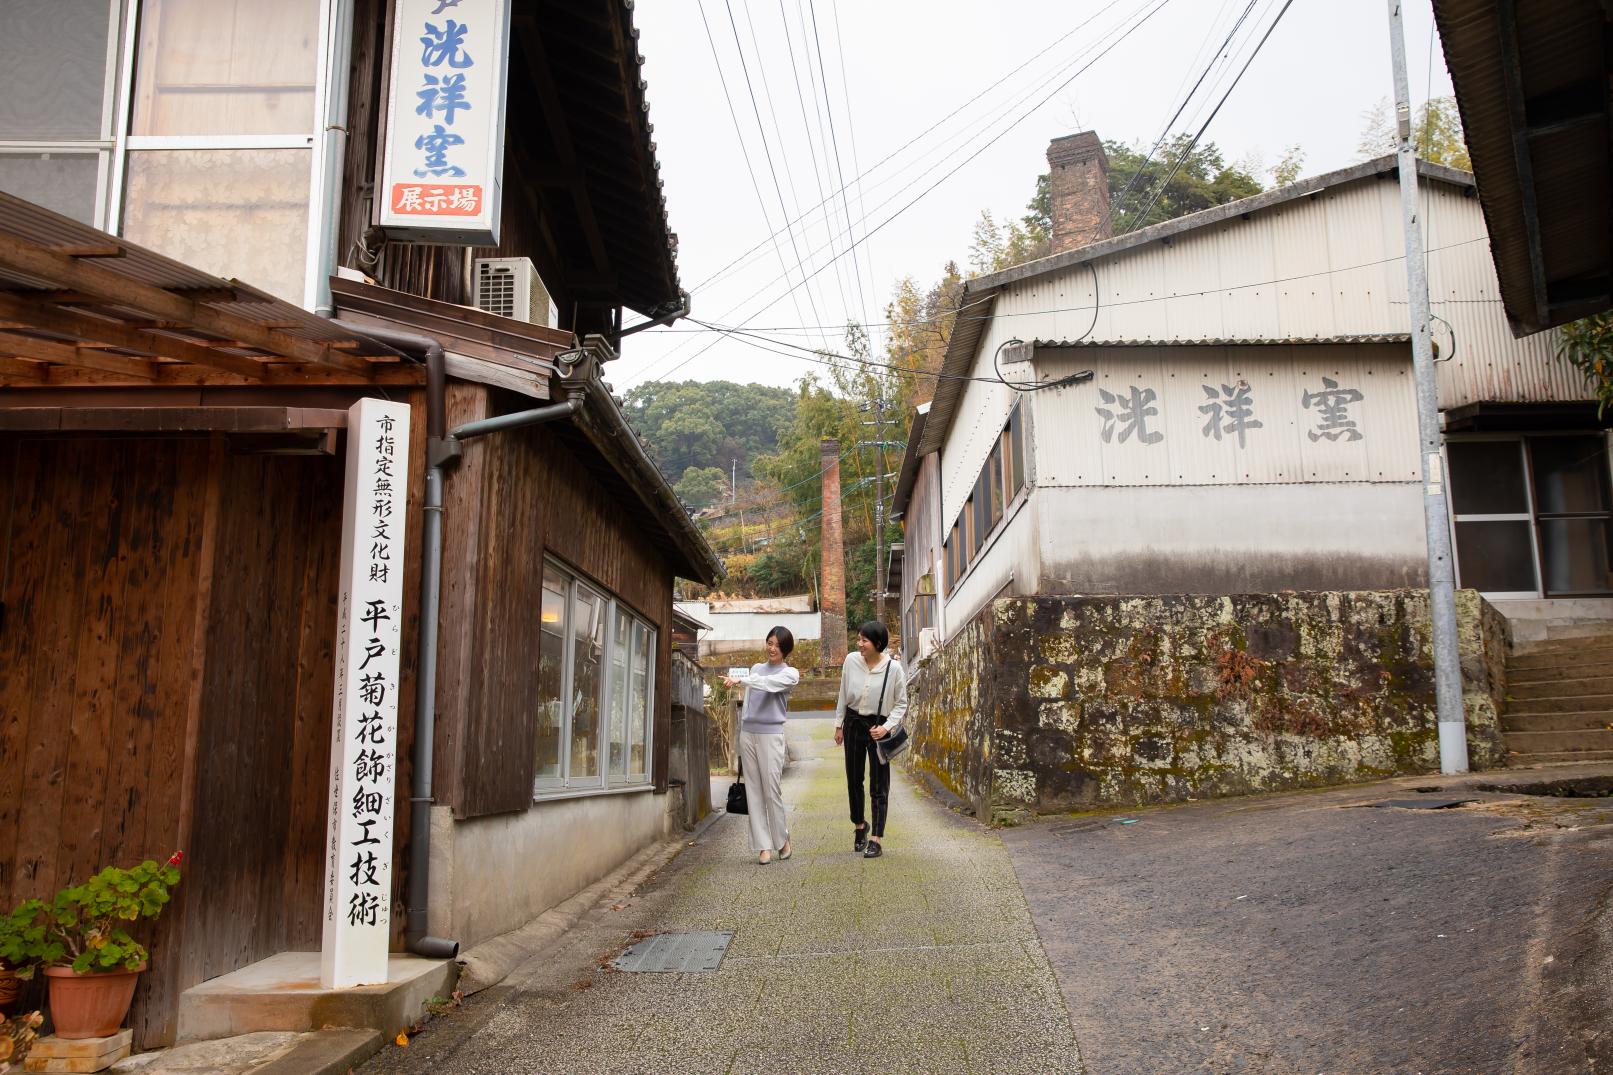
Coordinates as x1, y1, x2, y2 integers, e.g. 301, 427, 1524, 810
378, 0, 511, 245
322, 397, 411, 989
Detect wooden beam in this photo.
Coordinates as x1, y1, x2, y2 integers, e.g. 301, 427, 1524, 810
0, 364, 423, 389
0, 234, 377, 373
0, 358, 44, 383
50, 245, 123, 258
0, 293, 268, 378
0, 330, 155, 378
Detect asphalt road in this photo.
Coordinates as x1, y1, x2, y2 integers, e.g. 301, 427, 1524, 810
1001, 771, 1613, 1075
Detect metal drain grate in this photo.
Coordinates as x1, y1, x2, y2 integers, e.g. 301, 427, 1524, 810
612, 931, 734, 973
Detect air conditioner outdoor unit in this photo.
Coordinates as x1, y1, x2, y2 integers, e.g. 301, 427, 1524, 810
473, 256, 558, 327
917, 628, 940, 658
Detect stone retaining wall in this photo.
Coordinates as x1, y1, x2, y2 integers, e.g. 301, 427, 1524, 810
905, 590, 1508, 821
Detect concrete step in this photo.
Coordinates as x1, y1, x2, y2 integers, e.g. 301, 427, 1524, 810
1503, 710, 1613, 733
1503, 729, 1613, 755
1507, 660, 1613, 683
1509, 675, 1613, 699
176, 952, 454, 1045
1510, 643, 1613, 670
1506, 749, 1613, 767
1504, 693, 1613, 715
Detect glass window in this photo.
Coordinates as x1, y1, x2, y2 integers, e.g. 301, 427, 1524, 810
535, 567, 567, 785
0, 0, 112, 140
131, 0, 321, 136
987, 441, 1005, 529
0, 153, 100, 223
569, 586, 606, 783
1448, 441, 1528, 516
1454, 521, 1537, 593
629, 621, 652, 779
121, 148, 311, 302
607, 609, 631, 778
1539, 518, 1613, 595
1529, 436, 1611, 516
1009, 406, 1026, 494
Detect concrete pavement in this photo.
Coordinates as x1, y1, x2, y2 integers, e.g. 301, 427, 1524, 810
1003, 766, 1613, 1075
357, 714, 1084, 1074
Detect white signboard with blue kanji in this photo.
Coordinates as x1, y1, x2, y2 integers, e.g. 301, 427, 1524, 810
321, 397, 411, 989
378, 0, 511, 245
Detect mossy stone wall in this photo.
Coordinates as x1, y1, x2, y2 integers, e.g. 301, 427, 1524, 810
906, 590, 1508, 820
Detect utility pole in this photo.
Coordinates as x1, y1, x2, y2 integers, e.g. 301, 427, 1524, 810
1388, 0, 1467, 773
864, 396, 891, 629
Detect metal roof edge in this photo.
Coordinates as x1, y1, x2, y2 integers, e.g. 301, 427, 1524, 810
971, 155, 1473, 292
891, 404, 929, 519
917, 289, 998, 456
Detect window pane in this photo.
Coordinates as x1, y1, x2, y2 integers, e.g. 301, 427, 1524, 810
122, 149, 310, 303
1010, 408, 1026, 493
629, 622, 651, 777
569, 587, 606, 782
1540, 518, 1613, 595
0, 153, 99, 225
535, 568, 567, 784
608, 607, 631, 778
988, 442, 1004, 528
132, 0, 320, 136
0, 0, 111, 140
1447, 440, 1527, 516
1454, 520, 1536, 593
1529, 436, 1611, 515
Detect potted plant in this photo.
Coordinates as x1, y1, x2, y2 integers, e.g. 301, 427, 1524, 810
2, 853, 181, 1040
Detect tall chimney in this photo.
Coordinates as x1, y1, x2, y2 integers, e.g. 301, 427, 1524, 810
1047, 131, 1112, 254
819, 437, 846, 665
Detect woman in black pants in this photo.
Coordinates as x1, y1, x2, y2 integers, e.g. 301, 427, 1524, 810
833, 621, 909, 858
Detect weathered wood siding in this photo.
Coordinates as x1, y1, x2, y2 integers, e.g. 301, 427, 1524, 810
435, 385, 676, 817
0, 407, 426, 1047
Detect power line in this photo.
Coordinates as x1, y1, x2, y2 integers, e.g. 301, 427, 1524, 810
806, 0, 873, 336
634, 0, 1177, 388
1125, 0, 1297, 231
694, 0, 819, 353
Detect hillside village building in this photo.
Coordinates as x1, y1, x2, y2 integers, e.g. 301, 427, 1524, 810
894, 136, 1609, 665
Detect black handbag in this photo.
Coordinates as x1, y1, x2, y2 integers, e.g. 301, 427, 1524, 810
870, 663, 909, 764
726, 758, 748, 814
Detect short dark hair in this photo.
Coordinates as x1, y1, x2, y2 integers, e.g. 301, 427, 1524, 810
858, 620, 889, 652
766, 626, 795, 658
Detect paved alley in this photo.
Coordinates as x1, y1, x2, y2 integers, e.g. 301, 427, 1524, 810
358, 715, 1083, 1075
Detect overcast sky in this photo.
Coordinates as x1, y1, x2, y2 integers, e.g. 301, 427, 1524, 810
613, 0, 1454, 392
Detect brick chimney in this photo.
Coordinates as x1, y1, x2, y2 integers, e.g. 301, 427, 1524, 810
1047, 131, 1112, 254
819, 437, 846, 665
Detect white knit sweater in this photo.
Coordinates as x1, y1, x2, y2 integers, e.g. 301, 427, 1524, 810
833, 652, 909, 731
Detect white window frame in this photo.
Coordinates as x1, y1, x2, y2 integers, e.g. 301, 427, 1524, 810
109, 0, 338, 309
534, 557, 656, 801
0, 0, 124, 229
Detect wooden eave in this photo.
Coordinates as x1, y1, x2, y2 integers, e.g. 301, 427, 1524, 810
0, 192, 414, 390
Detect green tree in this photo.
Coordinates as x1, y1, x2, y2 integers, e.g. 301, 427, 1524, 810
1271, 144, 1306, 186
624, 379, 795, 482
1559, 313, 1613, 416
1103, 135, 1263, 233
1357, 95, 1471, 170
674, 465, 729, 509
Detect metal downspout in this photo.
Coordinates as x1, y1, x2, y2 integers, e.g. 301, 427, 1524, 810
328, 318, 458, 959
614, 291, 691, 345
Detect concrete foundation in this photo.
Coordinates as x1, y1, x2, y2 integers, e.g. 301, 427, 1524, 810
1489, 597, 1613, 645
174, 953, 452, 1046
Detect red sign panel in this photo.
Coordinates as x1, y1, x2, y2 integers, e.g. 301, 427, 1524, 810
389, 184, 484, 217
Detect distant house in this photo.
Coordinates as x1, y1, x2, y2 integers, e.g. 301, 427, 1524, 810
675, 595, 822, 658
892, 133, 1609, 665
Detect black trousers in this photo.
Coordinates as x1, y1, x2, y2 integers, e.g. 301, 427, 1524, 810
843, 710, 890, 838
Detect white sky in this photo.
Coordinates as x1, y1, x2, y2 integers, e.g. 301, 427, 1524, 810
613, 0, 1454, 392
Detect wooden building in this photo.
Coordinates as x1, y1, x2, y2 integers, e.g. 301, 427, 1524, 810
0, 0, 718, 1048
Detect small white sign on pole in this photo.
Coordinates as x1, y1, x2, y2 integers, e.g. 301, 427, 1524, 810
322, 397, 411, 989
377, 0, 511, 246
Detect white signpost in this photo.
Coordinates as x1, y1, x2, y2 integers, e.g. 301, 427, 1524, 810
377, 0, 512, 246
322, 397, 411, 989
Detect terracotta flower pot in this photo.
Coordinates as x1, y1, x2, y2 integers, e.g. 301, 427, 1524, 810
43, 962, 145, 1040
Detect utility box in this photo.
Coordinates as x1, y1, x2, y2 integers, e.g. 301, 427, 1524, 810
473, 256, 557, 327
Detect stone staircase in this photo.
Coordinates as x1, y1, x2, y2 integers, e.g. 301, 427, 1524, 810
1504, 634, 1613, 765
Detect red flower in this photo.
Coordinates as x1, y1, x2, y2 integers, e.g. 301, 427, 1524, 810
167, 851, 184, 867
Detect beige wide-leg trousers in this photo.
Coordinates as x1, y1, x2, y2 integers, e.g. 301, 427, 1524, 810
737, 730, 789, 853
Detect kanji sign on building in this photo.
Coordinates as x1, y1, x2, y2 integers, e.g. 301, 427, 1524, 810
322, 397, 411, 989
378, 0, 511, 245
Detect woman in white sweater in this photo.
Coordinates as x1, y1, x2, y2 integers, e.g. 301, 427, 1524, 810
833, 620, 909, 859
722, 626, 800, 864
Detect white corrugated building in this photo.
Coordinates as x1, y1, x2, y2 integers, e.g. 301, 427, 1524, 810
892, 136, 1610, 662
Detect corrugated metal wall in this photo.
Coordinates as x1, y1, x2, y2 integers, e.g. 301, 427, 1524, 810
962, 174, 1577, 437
1031, 344, 1420, 488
